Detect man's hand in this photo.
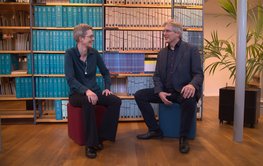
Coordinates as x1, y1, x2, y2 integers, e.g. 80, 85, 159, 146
85, 89, 98, 105
181, 84, 195, 99
102, 89, 112, 96
159, 92, 172, 105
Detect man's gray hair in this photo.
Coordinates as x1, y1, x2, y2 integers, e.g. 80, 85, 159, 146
163, 19, 183, 37
73, 24, 93, 42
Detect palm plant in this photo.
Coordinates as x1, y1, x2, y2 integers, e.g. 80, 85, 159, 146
204, 0, 263, 86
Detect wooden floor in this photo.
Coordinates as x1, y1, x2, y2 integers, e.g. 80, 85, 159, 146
0, 97, 262, 166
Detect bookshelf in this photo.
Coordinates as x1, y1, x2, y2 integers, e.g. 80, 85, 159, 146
103, 0, 204, 120
0, 0, 204, 122
32, 0, 103, 122
0, 1, 34, 119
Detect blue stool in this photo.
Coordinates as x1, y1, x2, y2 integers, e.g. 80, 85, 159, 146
159, 103, 196, 139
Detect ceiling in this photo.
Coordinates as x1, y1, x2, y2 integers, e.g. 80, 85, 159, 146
204, 0, 260, 15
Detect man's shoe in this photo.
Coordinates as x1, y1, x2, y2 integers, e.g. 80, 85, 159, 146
85, 146, 97, 159
179, 136, 190, 153
137, 130, 163, 140
95, 143, 104, 151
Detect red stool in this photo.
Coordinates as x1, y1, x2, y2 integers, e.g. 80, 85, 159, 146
67, 103, 106, 146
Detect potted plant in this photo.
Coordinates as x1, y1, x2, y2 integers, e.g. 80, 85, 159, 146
204, 0, 263, 127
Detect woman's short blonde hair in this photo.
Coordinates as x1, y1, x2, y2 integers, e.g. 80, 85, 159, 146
73, 24, 93, 42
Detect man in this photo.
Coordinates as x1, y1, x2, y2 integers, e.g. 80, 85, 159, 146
134, 20, 203, 154
65, 24, 121, 159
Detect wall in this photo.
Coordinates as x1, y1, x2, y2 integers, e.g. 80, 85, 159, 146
203, 14, 236, 96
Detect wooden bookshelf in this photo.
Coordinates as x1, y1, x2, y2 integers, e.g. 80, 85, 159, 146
0, 51, 31, 54
118, 50, 159, 54
33, 50, 103, 54
0, 26, 30, 33
36, 117, 67, 123
105, 26, 202, 32
0, 2, 30, 11
35, 97, 69, 100
0, 74, 32, 77
0, 110, 34, 119
34, 3, 103, 7
105, 4, 202, 9
32, 27, 102, 30
0, 96, 33, 100
34, 74, 65, 77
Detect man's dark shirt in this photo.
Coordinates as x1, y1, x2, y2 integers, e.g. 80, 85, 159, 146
165, 40, 181, 93
65, 46, 111, 95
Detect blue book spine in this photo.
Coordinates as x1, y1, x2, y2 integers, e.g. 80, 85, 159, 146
28, 78, 33, 97
20, 78, 25, 98
55, 100, 63, 120
35, 77, 39, 97
45, 31, 50, 51
82, 7, 88, 24
57, 77, 62, 97
62, 7, 68, 27
27, 54, 32, 74
53, 77, 58, 97
38, 6, 43, 27
47, 7, 52, 27
56, 6, 63, 27
49, 31, 53, 51
34, 6, 39, 27
50, 54, 54, 74
39, 77, 43, 97
48, 77, 53, 97
42, 6, 47, 27
15, 78, 21, 98
67, 7, 73, 27
51, 7, 56, 27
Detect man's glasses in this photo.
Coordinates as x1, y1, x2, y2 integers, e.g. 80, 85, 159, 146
162, 29, 174, 33
83, 35, 94, 39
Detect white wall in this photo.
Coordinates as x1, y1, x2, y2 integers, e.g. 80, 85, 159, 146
203, 14, 236, 96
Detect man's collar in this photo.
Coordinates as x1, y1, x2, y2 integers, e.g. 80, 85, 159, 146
169, 39, 181, 50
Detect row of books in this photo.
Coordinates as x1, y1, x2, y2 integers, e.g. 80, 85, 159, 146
35, 77, 69, 97
0, 77, 15, 95
183, 31, 203, 49
34, 6, 102, 27
34, 0, 100, 3
106, 7, 202, 28
0, 33, 30, 50
35, 0, 68, 3
105, 30, 165, 51
103, 53, 145, 73
69, 0, 103, 3
0, 0, 29, 2
33, 0, 202, 5
54, 100, 68, 120
33, 54, 64, 74
110, 77, 127, 94
127, 76, 154, 95
0, 54, 19, 74
15, 77, 33, 98
106, 0, 202, 5
0, 11, 30, 26
32, 30, 103, 51
105, 7, 171, 28
120, 100, 159, 119
105, 30, 203, 51
174, 9, 202, 28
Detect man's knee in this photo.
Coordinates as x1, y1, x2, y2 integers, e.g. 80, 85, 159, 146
134, 89, 144, 100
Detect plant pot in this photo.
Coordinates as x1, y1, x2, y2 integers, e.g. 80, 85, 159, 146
219, 86, 261, 128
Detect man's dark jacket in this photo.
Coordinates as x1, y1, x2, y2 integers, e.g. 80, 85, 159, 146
153, 40, 204, 100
